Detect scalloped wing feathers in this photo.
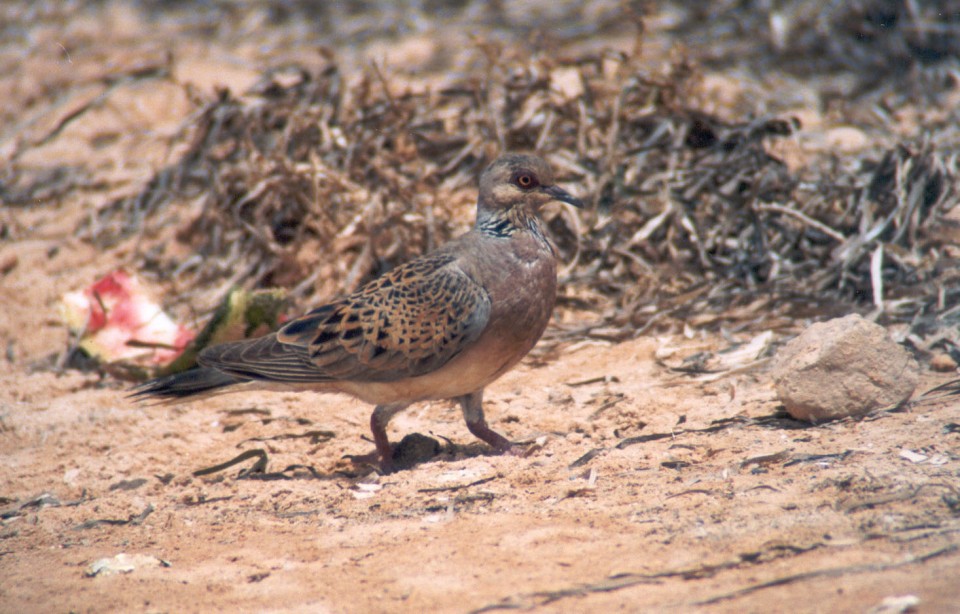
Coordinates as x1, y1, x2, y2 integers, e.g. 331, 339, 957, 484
198, 251, 492, 383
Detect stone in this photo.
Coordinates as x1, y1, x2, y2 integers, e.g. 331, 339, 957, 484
929, 352, 958, 372
772, 314, 919, 422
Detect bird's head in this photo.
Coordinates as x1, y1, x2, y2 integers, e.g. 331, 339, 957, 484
477, 154, 583, 217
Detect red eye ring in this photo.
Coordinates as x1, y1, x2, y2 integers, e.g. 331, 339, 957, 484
514, 172, 537, 189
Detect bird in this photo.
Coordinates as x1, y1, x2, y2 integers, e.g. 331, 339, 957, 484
133, 153, 583, 473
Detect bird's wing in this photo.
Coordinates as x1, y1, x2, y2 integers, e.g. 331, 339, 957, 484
279, 251, 492, 381
201, 251, 492, 383
197, 333, 323, 383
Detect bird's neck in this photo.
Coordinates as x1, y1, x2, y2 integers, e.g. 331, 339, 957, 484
476, 206, 553, 252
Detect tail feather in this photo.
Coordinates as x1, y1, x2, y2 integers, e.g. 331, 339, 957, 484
131, 367, 243, 400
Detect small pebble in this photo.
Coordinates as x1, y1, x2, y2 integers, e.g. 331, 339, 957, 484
929, 353, 958, 372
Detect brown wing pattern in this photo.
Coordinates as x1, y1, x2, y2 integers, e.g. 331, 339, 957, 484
266, 252, 492, 382
196, 333, 323, 383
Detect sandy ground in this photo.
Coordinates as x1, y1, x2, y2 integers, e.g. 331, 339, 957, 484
2, 2, 960, 613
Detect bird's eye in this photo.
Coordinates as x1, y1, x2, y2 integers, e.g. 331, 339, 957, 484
513, 172, 538, 189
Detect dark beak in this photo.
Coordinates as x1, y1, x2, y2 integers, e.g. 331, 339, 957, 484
542, 184, 584, 208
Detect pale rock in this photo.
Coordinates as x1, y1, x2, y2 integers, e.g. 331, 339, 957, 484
772, 314, 918, 422
929, 352, 958, 372
824, 126, 869, 153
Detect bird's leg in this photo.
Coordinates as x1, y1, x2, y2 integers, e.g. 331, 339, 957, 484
370, 403, 409, 473
458, 390, 514, 454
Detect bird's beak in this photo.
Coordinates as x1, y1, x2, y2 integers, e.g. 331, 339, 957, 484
541, 184, 584, 208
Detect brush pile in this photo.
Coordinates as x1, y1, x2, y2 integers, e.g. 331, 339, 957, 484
76, 0, 960, 347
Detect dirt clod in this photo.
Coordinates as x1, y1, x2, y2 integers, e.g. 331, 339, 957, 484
772, 314, 919, 422
930, 353, 959, 373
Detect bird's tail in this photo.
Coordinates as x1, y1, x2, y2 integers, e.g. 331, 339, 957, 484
130, 368, 243, 401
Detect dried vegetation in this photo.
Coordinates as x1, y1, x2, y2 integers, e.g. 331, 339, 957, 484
18, 1, 960, 353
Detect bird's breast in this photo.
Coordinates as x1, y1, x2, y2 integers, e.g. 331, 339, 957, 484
473, 235, 558, 358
